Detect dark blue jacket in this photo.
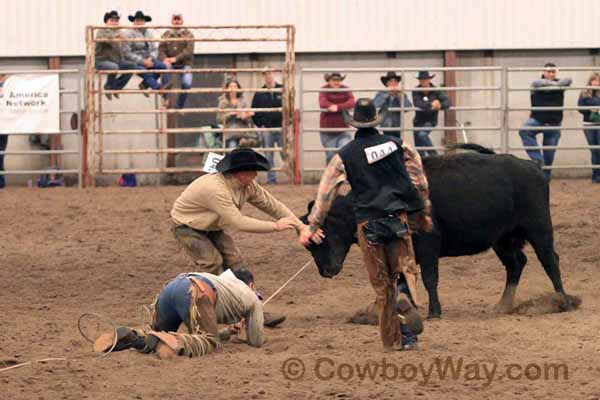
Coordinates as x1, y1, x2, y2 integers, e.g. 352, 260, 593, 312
577, 91, 600, 123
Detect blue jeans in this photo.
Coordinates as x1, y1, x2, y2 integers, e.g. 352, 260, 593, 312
226, 139, 239, 149
95, 60, 136, 90
263, 130, 282, 184
584, 128, 600, 182
413, 122, 436, 157
0, 134, 7, 188
519, 118, 561, 179
137, 58, 167, 90
319, 131, 352, 164
162, 65, 193, 109
153, 276, 194, 332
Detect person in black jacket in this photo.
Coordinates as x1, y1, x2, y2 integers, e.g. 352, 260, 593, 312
577, 72, 600, 183
412, 71, 450, 157
518, 63, 572, 180
251, 68, 283, 184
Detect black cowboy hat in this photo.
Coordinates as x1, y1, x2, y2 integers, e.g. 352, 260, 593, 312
103, 10, 120, 23
216, 148, 271, 173
128, 10, 152, 22
417, 71, 435, 80
324, 72, 346, 82
380, 71, 402, 86
344, 98, 387, 128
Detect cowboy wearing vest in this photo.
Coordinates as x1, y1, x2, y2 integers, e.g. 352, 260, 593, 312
300, 99, 433, 351
93, 268, 266, 358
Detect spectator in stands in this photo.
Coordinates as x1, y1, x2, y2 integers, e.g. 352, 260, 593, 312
159, 12, 195, 109
577, 72, 600, 183
373, 71, 412, 138
251, 67, 283, 184
412, 71, 450, 157
122, 11, 167, 99
0, 74, 7, 188
94, 10, 137, 100
217, 79, 258, 148
519, 63, 572, 180
319, 72, 355, 164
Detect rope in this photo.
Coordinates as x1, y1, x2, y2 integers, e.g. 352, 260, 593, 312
0, 358, 67, 373
77, 313, 119, 358
262, 259, 313, 306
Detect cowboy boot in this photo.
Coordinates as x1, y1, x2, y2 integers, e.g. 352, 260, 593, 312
263, 312, 286, 328
395, 293, 423, 336
400, 323, 419, 351
93, 326, 147, 353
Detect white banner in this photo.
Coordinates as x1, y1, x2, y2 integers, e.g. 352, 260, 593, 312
0, 74, 60, 134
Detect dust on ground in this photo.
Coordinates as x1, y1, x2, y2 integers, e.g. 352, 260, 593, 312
1, 180, 599, 399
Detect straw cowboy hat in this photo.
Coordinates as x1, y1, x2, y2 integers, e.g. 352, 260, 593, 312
128, 11, 152, 22
380, 71, 402, 86
344, 98, 387, 128
324, 72, 346, 82
216, 148, 271, 173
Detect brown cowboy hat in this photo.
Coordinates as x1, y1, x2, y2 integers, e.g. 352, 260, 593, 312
324, 72, 346, 82
380, 71, 402, 86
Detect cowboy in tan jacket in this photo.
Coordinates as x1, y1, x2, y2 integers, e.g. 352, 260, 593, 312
171, 148, 305, 274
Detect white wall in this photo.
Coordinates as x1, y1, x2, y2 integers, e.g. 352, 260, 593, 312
2, 0, 599, 57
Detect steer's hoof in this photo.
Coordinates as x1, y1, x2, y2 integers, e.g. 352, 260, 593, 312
493, 302, 514, 314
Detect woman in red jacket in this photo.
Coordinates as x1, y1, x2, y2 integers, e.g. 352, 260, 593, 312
319, 72, 356, 164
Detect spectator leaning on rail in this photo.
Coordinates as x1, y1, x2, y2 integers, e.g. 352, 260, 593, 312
251, 67, 283, 184
93, 268, 267, 358
122, 11, 168, 100
577, 72, 600, 183
412, 71, 451, 157
94, 10, 137, 100
217, 79, 258, 148
159, 12, 194, 109
319, 72, 356, 164
373, 71, 412, 138
518, 62, 572, 180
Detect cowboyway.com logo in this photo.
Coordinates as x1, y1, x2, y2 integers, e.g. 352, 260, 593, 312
281, 356, 569, 386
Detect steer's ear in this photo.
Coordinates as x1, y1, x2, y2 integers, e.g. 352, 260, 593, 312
307, 200, 315, 213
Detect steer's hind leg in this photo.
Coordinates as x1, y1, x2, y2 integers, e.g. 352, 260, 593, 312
526, 229, 572, 310
493, 235, 528, 313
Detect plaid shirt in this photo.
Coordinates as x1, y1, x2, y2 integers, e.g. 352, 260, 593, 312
308, 143, 431, 233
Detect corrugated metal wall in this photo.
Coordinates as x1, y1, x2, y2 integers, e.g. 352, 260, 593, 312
1, 0, 599, 57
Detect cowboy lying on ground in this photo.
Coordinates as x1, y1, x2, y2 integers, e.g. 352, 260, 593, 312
94, 268, 273, 358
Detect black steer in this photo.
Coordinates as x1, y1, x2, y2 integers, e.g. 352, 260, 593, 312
302, 144, 572, 319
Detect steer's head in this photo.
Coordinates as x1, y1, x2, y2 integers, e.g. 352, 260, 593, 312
300, 195, 357, 278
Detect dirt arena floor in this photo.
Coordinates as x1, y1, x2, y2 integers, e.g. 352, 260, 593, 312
1, 180, 600, 400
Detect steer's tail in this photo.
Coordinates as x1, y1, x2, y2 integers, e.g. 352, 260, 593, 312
448, 143, 496, 155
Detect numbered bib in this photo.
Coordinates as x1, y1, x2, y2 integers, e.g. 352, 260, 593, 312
364, 141, 398, 164
202, 152, 225, 173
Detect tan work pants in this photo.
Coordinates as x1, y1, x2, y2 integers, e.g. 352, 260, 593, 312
172, 225, 244, 274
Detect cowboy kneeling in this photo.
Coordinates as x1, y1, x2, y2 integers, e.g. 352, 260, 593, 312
300, 99, 432, 351
94, 268, 265, 358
